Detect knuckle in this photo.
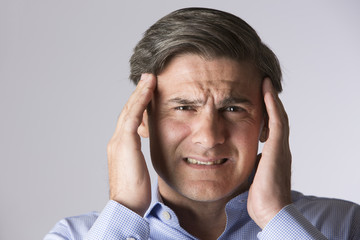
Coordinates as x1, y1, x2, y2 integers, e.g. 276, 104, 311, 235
107, 137, 122, 153
122, 103, 131, 115
273, 120, 285, 130
277, 114, 289, 129
107, 139, 116, 154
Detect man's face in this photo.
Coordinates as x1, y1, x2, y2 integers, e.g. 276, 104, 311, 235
143, 54, 265, 203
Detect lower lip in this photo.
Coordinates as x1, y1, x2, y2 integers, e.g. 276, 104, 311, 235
183, 158, 229, 169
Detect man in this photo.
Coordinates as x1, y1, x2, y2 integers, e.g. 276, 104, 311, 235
45, 8, 360, 239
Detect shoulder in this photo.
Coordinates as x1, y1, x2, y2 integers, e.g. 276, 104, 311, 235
291, 191, 360, 239
291, 190, 360, 215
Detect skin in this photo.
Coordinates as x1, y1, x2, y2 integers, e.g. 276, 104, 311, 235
108, 54, 292, 239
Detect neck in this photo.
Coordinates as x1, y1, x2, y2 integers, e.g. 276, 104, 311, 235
164, 198, 226, 240
158, 178, 249, 240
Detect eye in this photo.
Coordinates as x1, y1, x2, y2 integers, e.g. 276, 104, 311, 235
175, 106, 195, 111
223, 106, 245, 113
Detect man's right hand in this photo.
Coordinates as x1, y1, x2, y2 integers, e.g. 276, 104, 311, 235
107, 73, 156, 217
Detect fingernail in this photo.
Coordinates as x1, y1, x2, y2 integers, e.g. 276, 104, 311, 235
141, 73, 151, 82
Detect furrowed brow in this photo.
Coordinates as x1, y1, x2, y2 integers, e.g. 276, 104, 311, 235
167, 97, 204, 105
220, 97, 254, 107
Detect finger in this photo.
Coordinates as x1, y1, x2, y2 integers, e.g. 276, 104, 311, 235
114, 73, 156, 136
262, 78, 289, 141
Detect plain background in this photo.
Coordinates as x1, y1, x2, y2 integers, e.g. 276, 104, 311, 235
1, 0, 360, 239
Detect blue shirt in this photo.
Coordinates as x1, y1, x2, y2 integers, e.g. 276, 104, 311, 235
44, 190, 360, 239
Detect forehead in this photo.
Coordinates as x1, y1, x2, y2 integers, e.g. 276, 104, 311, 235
156, 54, 262, 100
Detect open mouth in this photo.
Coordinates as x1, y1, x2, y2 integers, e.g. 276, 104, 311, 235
185, 157, 228, 166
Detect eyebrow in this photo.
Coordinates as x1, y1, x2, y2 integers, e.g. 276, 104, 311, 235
167, 96, 254, 107
167, 97, 204, 105
220, 97, 254, 107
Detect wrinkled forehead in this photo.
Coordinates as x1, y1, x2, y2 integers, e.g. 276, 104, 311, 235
159, 79, 255, 101
156, 55, 262, 102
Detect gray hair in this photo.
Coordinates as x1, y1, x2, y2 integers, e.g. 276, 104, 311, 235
129, 7, 282, 92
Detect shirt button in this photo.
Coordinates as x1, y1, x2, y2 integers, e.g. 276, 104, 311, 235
162, 211, 171, 220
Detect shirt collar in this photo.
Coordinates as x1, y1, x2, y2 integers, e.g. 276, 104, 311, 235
144, 180, 164, 219
145, 181, 250, 220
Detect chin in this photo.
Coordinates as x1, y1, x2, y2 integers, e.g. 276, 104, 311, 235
178, 181, 246, 203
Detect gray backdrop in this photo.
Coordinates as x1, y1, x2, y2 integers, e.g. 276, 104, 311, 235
1, 0, 359, 239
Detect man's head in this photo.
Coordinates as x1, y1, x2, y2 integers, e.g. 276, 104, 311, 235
130, 7, 282, 92
134, 8, 282, 204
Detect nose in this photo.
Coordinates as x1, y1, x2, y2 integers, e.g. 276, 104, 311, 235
191, 111, 226, 149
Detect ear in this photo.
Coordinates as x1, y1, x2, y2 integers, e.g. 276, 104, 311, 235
138, 110, 149, 138
259, 112, 269, 143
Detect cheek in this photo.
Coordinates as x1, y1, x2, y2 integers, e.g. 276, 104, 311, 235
150, 115, 191, 154
230, 122, 262, 150
157, 118, 191, 144
149, 118, 191, 177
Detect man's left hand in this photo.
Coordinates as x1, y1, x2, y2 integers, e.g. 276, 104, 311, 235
247, 78, 292, 229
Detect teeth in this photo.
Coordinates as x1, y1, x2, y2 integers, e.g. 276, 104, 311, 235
186, 158, 226, 165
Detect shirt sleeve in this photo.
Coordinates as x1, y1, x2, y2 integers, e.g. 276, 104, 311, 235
257, 204, 327, 240
44, 200, 150, 240
85, 200, 150, 240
